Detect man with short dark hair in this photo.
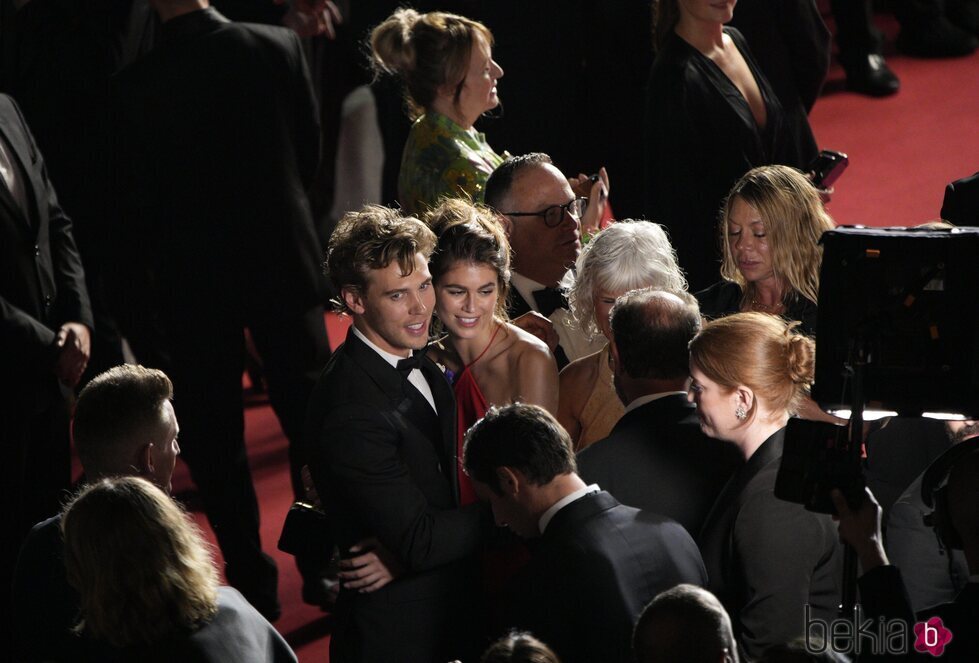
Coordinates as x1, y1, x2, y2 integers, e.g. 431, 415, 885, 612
464, 402, 707, 663
484, 153, 606, 366
633, 584, 739, 663
12, 364, 180, 662
306, 205, 487, 662
577, 288, 740, 535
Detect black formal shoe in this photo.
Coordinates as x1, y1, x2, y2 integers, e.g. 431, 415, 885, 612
844, 54, 900, 97
302, 575, 340, 612
897, 16, 979, 57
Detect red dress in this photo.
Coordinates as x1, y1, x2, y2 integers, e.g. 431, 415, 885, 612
453, 324, 501, 506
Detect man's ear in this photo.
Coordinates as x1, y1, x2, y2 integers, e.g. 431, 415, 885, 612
138, 442, 155, 475
609, 339, 621, 375
341, 286, 366, 315
496, 466, 521, 496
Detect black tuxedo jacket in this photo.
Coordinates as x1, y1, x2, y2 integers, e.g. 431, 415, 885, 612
109, 8, 324, 318
577, 394, 742, 535
698, 429, 843, 659
305, 328, 485, 662
0, 93, 91, 409
512, 490, 707, 663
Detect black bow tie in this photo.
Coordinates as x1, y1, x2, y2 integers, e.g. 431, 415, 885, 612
533, 286, 569, 317
396, 349, 428, 377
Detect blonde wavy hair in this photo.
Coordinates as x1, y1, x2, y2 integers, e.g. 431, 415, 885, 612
569, 220, 687, 340
719, 165, 835, 310
689, 312, 815, 419
62, 477, 219, 648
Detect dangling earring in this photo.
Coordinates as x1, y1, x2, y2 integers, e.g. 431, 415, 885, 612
735, 405, 747, 420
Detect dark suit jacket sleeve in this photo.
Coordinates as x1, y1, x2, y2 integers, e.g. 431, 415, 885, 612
733, 491, 837, 658
312, 403, 484, 573
778, 0, 831, 113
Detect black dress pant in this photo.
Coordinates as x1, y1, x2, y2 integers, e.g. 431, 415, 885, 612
130, 294, 330, 604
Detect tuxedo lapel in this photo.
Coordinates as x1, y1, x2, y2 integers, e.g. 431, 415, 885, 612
422, 356, 458, 496
343, 329, 452, 477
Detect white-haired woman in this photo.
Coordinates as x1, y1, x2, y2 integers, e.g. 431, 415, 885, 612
558, 221, 687, 450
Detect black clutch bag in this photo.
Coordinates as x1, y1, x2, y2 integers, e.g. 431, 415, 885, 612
278, 501, 332, 558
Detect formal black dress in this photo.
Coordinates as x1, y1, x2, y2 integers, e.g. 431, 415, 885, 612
644, 27, 817, 291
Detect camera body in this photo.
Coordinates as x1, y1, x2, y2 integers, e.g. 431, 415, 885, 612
775, 418, 865, 515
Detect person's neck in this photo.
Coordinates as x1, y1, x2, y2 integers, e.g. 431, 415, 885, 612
621, 377, 687, 407
748, 277, 785, 308
352, 319, 412, 359
153, 0, 208, 23
428, 101, 476, 132
532, 473, 588, 519
735, 414, 788, 461
674, 15, 725, 56
448, 319, 500, 366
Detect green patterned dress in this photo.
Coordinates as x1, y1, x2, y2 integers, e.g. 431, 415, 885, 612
397, 111, 506, 215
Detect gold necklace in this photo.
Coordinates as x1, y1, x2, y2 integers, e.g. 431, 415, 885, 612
750, 298, 784, 313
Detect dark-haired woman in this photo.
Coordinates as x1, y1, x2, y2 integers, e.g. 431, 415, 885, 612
425, 199, 558, 505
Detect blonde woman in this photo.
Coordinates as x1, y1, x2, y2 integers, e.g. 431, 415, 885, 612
62, 477, 295, 662
697, 165, 836, 336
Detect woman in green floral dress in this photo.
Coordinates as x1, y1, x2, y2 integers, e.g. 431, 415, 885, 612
371, 8, 506, 215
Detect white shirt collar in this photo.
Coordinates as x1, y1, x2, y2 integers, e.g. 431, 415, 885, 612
624, 391, 689, 415
352, 324, 410, 367
510, 271, 548, 314
538, 483, 600, 534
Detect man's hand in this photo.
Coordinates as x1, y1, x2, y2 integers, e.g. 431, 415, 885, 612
278, 0, 342, 39
831, 487, 888, 572
54, 322, 91, 387
511, 311, 559, 354
570, 167, 609, 238
338, 537, 404, 593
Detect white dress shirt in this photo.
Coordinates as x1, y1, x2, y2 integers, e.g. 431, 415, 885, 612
352, 325, 437, 412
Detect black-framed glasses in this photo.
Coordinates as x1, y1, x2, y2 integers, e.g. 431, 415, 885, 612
503, 197, 587, 228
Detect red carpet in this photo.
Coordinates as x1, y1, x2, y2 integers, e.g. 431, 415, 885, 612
175, 33, 978, 663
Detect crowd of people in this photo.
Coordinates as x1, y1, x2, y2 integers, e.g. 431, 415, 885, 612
2, 0, 978, 662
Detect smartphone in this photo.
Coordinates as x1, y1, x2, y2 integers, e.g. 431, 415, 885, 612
807, 150, 849, 189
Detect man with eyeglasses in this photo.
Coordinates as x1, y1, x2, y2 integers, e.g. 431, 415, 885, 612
485, 153, 607, 368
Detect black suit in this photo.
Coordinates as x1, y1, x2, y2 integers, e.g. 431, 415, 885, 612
306, 328, 486, 662
698, 429, 843, 659
509, 490, 707, 663
577, 394, 742, 536
0, 94, 92, 642
109, 7, 330, 610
